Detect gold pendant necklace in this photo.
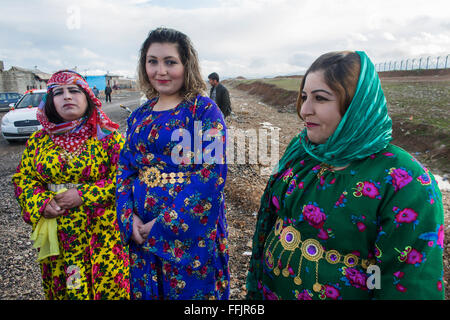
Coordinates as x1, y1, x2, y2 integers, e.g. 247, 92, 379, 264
60, 144, 85, 163
317, 163, 334, 179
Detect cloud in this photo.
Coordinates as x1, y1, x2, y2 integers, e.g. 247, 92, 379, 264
0, 0, 449, 79
81, 48, 100, 59
383, 32, 396, 41
288, 53, 315, 69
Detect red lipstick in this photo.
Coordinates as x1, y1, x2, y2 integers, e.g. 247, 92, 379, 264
306, 122, 319, 128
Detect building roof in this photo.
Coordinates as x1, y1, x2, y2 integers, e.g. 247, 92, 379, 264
9, 66, 52, 81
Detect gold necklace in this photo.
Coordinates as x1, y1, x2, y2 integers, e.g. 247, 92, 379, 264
60, 144, 85, 162
317, 163, 334, 178
317, 163, 350, 178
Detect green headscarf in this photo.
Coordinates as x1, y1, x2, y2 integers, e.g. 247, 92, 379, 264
277, 51, 392, 172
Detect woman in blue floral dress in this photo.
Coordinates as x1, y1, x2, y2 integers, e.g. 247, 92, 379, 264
116, 28, 229, 300
246, 51, 445, 300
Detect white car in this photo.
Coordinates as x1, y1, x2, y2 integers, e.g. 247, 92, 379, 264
1, 89, 46, 143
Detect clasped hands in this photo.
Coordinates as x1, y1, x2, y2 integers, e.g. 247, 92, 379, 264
43, 188, 83, 219
132, 214, 156, 245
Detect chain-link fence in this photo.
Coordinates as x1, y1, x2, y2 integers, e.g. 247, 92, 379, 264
375, 55, 449, 72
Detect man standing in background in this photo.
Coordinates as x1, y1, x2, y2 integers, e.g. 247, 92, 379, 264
92, 86, 99, 98
208, 72, 231, 118
105, 84, 112, 103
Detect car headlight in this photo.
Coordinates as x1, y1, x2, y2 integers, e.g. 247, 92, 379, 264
1, 116, 11, 126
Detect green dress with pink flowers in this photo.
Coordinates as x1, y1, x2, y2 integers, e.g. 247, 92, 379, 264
246, 136, 445, 300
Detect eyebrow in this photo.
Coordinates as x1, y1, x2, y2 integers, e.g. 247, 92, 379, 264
302, 89, 334, 96
147, 55, 178, 60
53, 86, 80, 92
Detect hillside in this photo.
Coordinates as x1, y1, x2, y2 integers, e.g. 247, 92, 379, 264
224, 72, 450, 174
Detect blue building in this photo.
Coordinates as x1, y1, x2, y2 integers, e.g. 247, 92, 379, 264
85, 75, 106, 91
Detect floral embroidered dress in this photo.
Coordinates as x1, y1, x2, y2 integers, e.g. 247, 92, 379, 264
116, 95, 229, 300
246, 138, 445, 300
246, 51, 445, 300
12, 130, 130, 299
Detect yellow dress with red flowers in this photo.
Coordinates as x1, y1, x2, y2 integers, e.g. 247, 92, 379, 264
12, 129, 130, 300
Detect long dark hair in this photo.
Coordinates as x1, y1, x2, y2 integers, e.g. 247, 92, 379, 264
137, 27, 206, 101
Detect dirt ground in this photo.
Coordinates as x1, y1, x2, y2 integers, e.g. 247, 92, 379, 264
0, 85, 448, 300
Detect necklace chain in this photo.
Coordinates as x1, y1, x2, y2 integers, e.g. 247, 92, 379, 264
317, 163, 334, 179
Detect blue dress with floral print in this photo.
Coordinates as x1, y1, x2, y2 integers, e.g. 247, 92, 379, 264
116, 95, 229, 300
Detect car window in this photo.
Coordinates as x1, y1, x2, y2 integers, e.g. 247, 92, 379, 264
8, 93, 20, 99
15, 93, 46, 109
0, 93, 7, 100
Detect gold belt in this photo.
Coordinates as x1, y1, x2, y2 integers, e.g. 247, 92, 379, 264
139, 167, 193, 188
47, 183, 82, 192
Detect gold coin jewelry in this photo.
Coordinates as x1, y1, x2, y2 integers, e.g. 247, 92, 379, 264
282, 251, 295, 277
265, 237, 277, 264
60, 144, 85, 163
313, 282, 323, 292
280, 226, 301, 251
274, 218, 284, 236
343, 254, 359, 267
325, 250, 341, 264
301, 239, 324, 262
294, 255, 304, 285
273, 249, 286, 276
313, 261, 322, 292
273, 265, 281, 276
266, 219, 376, 294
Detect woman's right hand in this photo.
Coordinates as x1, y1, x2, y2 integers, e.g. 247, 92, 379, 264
132, 214, 145, 245
42, 199, 65, 219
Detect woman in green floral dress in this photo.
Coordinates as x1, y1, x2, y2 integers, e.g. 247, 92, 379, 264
246, 51, 445, 300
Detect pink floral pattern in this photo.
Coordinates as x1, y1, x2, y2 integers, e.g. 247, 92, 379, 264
247, 142, 444, 300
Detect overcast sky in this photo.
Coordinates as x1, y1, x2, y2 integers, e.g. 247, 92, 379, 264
1, 0, 449, 79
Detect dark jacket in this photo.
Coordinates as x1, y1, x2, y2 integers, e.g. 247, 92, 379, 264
210, 83, 231, 118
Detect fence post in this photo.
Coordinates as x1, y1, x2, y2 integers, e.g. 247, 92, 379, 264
419, 57, 422, 70
436, 56, 440, 69
405, 59, 409, 70
445, 55, 449, 69
426, 56, 430, 69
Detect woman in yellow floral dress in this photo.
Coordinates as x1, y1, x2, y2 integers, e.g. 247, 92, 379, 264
12, 70, 130, 299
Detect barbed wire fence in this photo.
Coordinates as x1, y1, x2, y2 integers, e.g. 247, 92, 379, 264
375, 54, 449, 72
